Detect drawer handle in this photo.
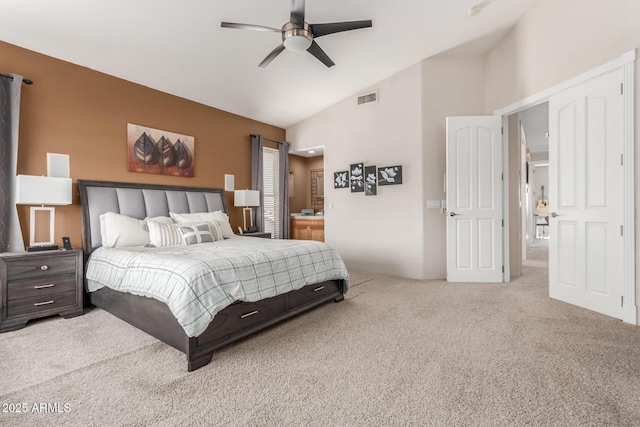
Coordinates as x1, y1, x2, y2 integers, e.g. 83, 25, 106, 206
40, 265, 49, 271
34, 300, 55, 307
313, 286, 325, 292
240, 310, 259, 319
34, 284, 55, 289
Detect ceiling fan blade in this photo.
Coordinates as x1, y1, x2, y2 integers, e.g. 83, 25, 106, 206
310, 20, 372, 38
290, 0, 305, 27
259, 44, 286, 68
221, 22, 280, 32
307, 41, 335, 68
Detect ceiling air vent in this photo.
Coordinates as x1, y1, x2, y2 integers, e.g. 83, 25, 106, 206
357, 91, 378, 105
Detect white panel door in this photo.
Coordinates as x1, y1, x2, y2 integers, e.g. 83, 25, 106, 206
548, 68, 624, 319
446, 116, 503, 282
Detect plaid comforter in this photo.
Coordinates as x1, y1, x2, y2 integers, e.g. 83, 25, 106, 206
85, 236, 349, 337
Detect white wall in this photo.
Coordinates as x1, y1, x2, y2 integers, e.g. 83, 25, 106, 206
485, 0, 640, 112
287, 56, 486, 280
287, 64, 425, 279
421, 54, 486, 279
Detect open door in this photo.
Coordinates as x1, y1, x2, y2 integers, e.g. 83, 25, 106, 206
548, 68, 624, 319
446, 116, 503, 282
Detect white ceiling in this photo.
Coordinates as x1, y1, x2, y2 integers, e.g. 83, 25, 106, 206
0, 0, 538, 129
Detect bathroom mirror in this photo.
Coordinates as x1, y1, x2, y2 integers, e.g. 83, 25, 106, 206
310, 169, 324, 210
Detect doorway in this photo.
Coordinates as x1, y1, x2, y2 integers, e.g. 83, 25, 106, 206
519, 102, 550, 265
498, 51, 636, 324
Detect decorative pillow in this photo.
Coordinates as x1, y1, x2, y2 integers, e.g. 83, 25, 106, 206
100, 212, 149, 248
178, 223, 215, 245
170, 211, 230, 239
209, 211, 235, 238
147, 221, 185, 247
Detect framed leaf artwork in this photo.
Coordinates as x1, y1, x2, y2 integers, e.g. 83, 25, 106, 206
334, 171, 349, 189
378, 165, 402, 186
364, 165, 377, 196
350, 163, 364, 192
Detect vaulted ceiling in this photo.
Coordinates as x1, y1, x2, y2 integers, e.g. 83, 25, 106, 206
0, 0, 538, 128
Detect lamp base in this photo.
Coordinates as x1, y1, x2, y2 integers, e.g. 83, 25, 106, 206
27, 245, 59, 252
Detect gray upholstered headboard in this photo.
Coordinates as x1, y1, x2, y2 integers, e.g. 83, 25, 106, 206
77, 180, 228, 254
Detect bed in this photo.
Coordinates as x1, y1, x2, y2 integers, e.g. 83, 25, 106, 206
78, 180, 348, 371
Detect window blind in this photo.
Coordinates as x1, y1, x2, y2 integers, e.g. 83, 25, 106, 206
263, 147, 280, 238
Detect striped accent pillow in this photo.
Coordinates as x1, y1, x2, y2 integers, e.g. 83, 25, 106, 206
148, 221, 185, 247
179, 223, 215, 245
170, 211, 233, 239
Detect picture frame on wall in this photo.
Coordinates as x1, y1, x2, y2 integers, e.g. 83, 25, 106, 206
127, 123, 195, 177
378, 165, 403, 185
334, 171, 349, 189
350, 163, 364, 192
365, 165, 377, 196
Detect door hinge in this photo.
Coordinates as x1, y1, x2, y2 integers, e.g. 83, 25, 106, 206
620, 225, 623, 236
502, 219, 504, 227
621, 154, 624, 166
501, 173, 504, 181
621, 83, 624, 95
621, 296, 624, 307
501, 127, 504, 135
502, 265, 505, 273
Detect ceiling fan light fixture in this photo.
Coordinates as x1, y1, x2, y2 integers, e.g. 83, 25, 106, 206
282, 22, 312, 51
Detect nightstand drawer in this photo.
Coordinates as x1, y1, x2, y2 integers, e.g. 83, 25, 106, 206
7, 255, 76, 280
7, 274, 77, 301
7, 290, 77, 317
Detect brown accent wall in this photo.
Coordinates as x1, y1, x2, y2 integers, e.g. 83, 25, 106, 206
0, 41, 285, 249
288, 155, 324, 214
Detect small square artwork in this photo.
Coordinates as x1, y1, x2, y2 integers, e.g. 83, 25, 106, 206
364, 165, 377, 196
127, 123, 194, 177
350, 163, 364, 192
378, 165, 403, 186
334, 171, 349, 189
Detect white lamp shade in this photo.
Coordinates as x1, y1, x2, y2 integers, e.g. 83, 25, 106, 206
15, 175, 72, 205
234, 190, 260, 207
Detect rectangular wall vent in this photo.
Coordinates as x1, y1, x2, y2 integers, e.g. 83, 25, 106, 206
357, 91, 378, 105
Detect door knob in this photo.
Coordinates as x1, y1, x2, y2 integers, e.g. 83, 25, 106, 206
449, 212, 458, 217
550, 212, 560, 218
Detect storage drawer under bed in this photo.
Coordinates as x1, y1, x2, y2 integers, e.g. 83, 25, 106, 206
287, 281, 340, 310
196, 294, 286, 346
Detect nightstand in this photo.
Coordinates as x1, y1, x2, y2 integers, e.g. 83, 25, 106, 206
0, 249, 83, 332
241, 232, 272, 239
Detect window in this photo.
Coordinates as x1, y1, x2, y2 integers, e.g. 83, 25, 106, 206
262, 147, 280, 238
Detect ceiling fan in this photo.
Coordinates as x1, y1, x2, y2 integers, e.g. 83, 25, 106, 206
221, 0, 372, 68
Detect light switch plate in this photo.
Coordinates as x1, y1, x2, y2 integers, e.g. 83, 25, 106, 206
426, 200, 441, 209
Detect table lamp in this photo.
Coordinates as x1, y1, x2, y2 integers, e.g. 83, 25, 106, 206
15, 175, 72, 251
234, 190, 260, 232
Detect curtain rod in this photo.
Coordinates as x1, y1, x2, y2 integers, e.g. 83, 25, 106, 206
0, 73, 33, 85
251, 134, 287, 145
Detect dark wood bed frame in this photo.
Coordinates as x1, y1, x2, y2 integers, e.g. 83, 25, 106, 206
78, 180, 345, 371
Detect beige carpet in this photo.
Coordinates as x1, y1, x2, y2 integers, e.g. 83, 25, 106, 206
2, 253, 640, 426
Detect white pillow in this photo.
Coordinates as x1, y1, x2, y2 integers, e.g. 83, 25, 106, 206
209, 211, 235, 238
145, 216, 174, 225
147, 221, 185, 247
170, 211, 232, 239
100, 212, 150, 248
178, 223, 215, 245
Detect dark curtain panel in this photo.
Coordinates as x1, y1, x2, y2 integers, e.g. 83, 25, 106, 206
250, 134, 264, 232
278, 141, 290, 239
0, 74, 25, 252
